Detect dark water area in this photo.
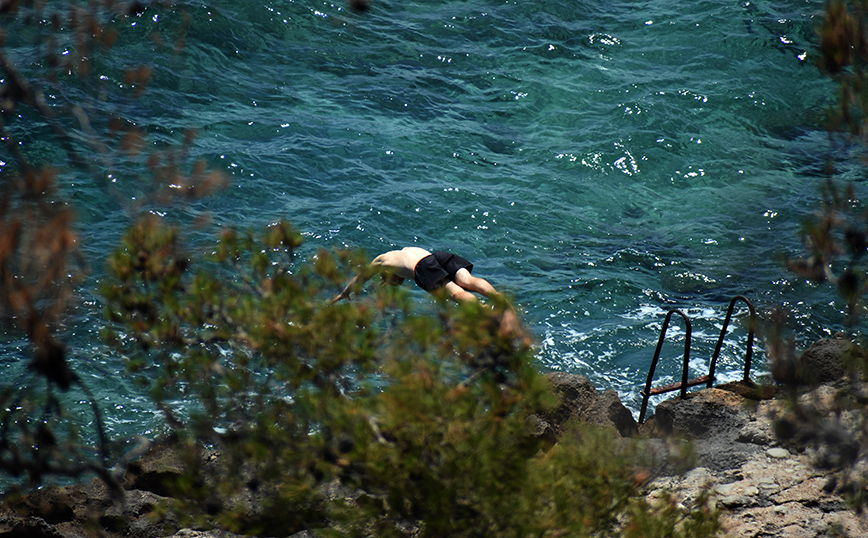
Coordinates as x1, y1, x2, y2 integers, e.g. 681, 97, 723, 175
0, 0, 852, 438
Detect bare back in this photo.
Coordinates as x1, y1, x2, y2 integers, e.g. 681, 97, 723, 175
371, 247, 431, 280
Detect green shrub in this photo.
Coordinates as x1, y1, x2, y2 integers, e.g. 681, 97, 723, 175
103, 216, 720, 537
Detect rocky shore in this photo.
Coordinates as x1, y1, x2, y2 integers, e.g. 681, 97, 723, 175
537, 376, 868, 537
2, 336, 868, 537
654, 335, 868, 538
645, 385, 868, 538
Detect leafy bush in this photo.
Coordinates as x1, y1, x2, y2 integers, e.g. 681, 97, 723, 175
102, 216, 720, 537
0, 1, 720, 534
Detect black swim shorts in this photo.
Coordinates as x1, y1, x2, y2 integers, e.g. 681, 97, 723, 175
413, 251, 474, 292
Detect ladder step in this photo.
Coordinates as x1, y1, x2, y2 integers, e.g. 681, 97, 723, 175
641, 375, 714, 397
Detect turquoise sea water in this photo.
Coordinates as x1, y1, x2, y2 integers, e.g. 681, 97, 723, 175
1, 0, 851, 438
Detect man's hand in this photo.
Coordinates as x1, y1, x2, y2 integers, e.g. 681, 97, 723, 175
331, 274, 362, 304
330, 290, 350, 304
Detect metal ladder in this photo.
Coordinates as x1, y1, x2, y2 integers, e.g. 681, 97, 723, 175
637, 295, 756, 424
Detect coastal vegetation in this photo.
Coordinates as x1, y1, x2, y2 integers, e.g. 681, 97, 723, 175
4, 0, 868, 536
98, 214, 720, 536
0, 1, 721, 535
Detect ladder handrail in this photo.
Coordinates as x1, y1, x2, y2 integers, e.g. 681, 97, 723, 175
637, 296, 757, 425
707, 295, 756, 387
638, 309, 691, 425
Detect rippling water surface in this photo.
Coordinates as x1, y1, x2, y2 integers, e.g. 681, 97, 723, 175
1, 0, 850, 434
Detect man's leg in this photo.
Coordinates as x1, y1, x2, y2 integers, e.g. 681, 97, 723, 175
450, 271, 525, 340
453, 268, 497, 297
442, 281, 477, 302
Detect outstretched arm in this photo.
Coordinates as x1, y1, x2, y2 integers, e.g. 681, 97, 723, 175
330, 259, 388, 304
330, 250, 408, 304
329, 275, 367, 304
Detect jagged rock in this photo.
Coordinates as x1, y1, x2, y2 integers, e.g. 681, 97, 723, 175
527, 414, 558, 447
542, 372, 599, 427
125, 438, 190, 497
771, 381, 867, 472
737, 419, 775, 446
724, 502, 825, 538
101, 490, 179, 538
0, 515, 64, 538
584, 389, 638, 437
540, 372, 637, 437
797, 335, 853, 385
716, 379, 778, 400
169, 530, 246, 538
4, 486, 76, 526
650, 388, 752, 439
0, 454, 183, 538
